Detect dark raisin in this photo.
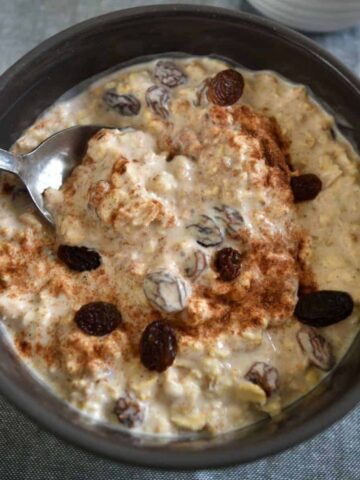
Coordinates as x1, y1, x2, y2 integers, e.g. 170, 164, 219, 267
187, 214, 224, 247
207, 69, 244, 106
290, 174, 322, 203
215, 247, 242, 281
103, 89, 141, 116
245, 362, 279, 397
58, 245, 101, 272
294, 290, 353, 327
74, 302, 122, 336
114, 396, 143, 428
146, 85, 170, 119
297, 327, 335, 371
154, 60, 187, 88
140, 320, 177, 372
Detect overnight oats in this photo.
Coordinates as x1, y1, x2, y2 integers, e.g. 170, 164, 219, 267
0, 56, 359, 436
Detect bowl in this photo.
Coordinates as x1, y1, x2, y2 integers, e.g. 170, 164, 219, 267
0, 4, 360, 469
247, 0, 360, 32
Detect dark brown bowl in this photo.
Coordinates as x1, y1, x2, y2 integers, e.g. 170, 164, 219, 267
0, 4, 359, 470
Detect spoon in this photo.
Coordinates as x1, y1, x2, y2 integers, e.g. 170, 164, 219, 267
0, 125, 103, 225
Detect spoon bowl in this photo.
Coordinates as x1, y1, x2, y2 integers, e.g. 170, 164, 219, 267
0, 125, 102, 224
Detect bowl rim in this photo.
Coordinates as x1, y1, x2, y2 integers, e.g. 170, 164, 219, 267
1, 3, 360, 470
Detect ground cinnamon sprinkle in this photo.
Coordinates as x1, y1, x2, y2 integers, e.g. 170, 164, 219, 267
148, 108, 304, 343
0, 76, 311, 381
1, 101, 307, 376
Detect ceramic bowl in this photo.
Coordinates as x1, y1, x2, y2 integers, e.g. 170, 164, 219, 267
248, 0, 360, 32
0, 5, 360, 469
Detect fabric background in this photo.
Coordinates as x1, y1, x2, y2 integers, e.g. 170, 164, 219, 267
0, 1, 360, 478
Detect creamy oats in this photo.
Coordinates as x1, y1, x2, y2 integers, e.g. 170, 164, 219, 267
0, 56, 360, 436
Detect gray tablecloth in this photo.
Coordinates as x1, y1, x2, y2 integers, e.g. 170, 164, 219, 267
1, 1, 360, 478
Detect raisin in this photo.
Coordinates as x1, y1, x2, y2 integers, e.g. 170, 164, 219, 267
184, 250, 208, 279
290, 174, 322, 203
154, 60, 187, 88
294, 290, 353, 327
140, 320, 177, 372
213, 205, 244, 237
297, 327, 335, 371
215, 247, 242, 281
146, 85, 171, 119
187, 214, 224, 247
103, 89, 141, 116
114, 396, 143, 428
58, 245, 101, 272
207, 69, 244, 106
245, 362, 279, 397
144, 270, 190, 313
74, 302, 122, 336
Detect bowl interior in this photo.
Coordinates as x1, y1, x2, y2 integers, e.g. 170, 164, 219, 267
0, 5, 360, 469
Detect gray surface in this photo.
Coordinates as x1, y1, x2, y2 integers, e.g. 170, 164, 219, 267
0, 1, 360, 478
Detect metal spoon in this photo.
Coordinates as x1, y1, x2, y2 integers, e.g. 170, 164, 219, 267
0, 125, 103, 225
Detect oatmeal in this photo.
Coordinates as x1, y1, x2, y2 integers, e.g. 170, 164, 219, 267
0, 56, 359, 436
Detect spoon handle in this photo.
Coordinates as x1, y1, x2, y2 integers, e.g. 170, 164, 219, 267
0, 149, 21, 175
